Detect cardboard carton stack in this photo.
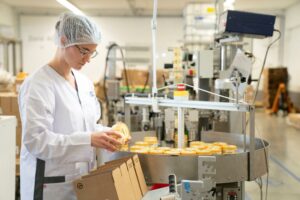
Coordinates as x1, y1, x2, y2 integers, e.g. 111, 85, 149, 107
263, 67, 288, 108
74, 155, 148, 200
121, 69, 169, 88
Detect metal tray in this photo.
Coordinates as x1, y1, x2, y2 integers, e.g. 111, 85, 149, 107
106, 131, 269, 184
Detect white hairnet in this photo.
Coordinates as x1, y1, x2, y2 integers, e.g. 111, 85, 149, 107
54, 13, 101, 48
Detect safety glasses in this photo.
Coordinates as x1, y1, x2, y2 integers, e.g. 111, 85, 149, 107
75, 45, 98, 58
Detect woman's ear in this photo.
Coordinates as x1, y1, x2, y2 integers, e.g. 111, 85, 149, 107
60, 36, 67, 47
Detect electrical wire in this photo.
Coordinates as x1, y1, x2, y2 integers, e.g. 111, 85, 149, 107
239, 30, 281, 200
157, 83, 247, 104
255, 124, 270, 200
253, 29, 281, 104
255, 177, 263, 200
141, 72, 149, 93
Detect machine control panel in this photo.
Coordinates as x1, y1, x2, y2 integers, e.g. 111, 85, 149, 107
223, 187, 241, 200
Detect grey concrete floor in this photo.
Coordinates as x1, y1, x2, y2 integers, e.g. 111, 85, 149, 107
245, 110, 300, 200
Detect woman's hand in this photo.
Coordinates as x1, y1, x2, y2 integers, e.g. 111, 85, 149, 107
91, 130, 123, 152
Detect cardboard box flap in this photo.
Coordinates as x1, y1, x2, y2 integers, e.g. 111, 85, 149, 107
119, 163, 137, 200
112, 167, 132, 200
105, 156, 132, 165
127, 158, 143, 199
133, 155, 148, 195
106, 156, 143, 200
83, 163, 121, 178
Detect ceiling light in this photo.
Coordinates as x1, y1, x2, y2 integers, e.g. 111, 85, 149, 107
56, 0, 85, 16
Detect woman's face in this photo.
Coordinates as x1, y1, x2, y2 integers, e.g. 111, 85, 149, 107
64, 44, 98, 70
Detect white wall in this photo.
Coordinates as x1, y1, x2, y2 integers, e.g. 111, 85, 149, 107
20, 15, 183, 82
0, 2, 18, 37
283, 2, 300, 92
251, 16, 282, 90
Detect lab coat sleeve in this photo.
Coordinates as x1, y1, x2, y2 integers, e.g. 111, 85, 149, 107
21, 80, 93, 163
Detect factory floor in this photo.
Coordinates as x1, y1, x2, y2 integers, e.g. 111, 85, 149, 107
245, 109, 300, 200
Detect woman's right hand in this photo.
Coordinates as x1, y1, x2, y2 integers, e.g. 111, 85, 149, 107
91, 130, 123, 152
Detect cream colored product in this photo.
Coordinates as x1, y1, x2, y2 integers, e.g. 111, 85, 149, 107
190, 141, 205, 146
148, 149, 164, 155
196, 149, 213, 156
135, 141, 150, 147
119, 144, 129, 151
165, 150, 181, 156
130, 145, 143, 151
181, 149, 196, 155
208, 146, 222, 155
111, 121, 131, 150
213, 142, 228, 148
190, 144, 208, 150
184, 148, 197, 152
222, 145, 238, 154
144, 136, 158, 145
165, 148, 182, 156
131, 149, 149, 154
155, 147, 171, 152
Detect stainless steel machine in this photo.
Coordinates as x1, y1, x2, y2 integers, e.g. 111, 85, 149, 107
102, 1, 277, 199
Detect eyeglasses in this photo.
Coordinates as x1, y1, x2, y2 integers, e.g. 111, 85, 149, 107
75, 45, 98, 58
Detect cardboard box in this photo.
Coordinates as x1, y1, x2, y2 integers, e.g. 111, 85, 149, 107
74, 155, 147, 200
121, 69, 168, 88
74, 169, 125, 200
106, 157, 143, 200
105, 155, 148, 196
0, 94, 12, 115
132, 155, 148, 195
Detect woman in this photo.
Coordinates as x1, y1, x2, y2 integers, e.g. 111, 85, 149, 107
18, 13, 122, 200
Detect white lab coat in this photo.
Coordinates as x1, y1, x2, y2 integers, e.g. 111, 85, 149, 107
19, 65, 108, 200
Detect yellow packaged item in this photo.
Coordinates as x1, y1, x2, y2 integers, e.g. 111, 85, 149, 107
155, 147, 171, 152
181, 149, 196, 155
144, 136, 158, 144
130, 145, 143, 151
208, 146, 222, 155
196, 149, 213, 156
135, 141, 150, 147
111, 122, 131, 150
148, 149, 164, 155
222, 145, 238, 154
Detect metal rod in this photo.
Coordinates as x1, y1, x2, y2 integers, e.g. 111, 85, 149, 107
151, 0, 158, 96
221, 45, 226, 71
249, 106, 255, 180
177, 107, 185, 148
124, 104, 131, 131
125, 97, 251, 112
242, 112, 246, 152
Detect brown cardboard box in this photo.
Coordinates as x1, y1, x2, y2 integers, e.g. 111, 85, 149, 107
74, 164, 133, 200
121, 69, 168, 88
105, 155, 147, 196
11, 95, 21, 125
0, 94, 13, 114
74, 169, 123, 200
132, 155, 148, 195
105, 157, 143, 200
74, 155, 146, 200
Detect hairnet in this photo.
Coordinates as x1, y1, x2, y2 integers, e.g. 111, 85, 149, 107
54, 13, 101, 48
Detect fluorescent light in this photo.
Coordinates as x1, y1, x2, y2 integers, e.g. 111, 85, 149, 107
56, 0, 85, 16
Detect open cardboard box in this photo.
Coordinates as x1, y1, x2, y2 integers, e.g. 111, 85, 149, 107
74, 155, 148, 200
